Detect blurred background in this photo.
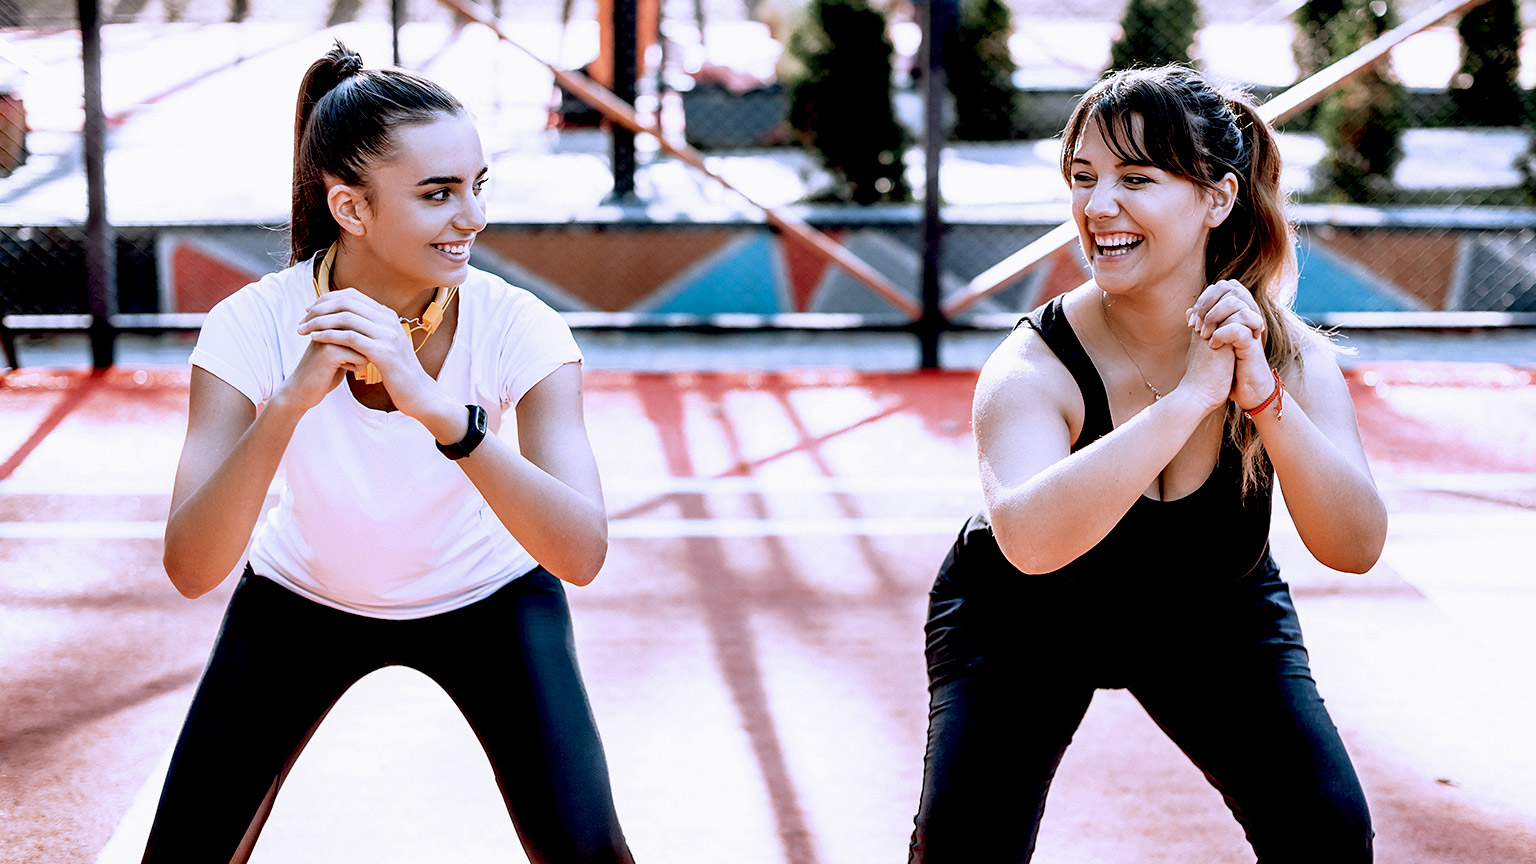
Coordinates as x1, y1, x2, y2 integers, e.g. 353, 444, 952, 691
1, 0, 1533, 370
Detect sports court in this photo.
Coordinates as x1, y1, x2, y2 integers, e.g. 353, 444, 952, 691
3, 340, 1535, 863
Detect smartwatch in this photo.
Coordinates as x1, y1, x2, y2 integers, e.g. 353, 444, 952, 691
436, 404, 488, 460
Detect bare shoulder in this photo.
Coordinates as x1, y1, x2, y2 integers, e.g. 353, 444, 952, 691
977, 323, 1067, 399
973, 311, 1083, 445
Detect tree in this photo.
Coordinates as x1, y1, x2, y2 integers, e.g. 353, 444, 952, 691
787, 0, 911, 204
1292, 0, 1344, 79
947, 0, 1025, 140
1452, 0, 1523, 127
1295, 0, 1406, 203
1107, 0, 1202, 71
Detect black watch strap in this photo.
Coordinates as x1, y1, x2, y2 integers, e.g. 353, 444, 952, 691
437, 404, 487, 460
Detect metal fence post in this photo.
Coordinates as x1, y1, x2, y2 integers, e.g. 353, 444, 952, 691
392, 0, 404, 66
918, 0, 953, 369
79, 0, 116, 369
608, 0, 638, 202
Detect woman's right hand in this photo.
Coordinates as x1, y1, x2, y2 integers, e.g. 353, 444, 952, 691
273, 338, 368, 413
1176, 325, 1237, 413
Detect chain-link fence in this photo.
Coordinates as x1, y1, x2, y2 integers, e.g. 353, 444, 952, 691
1, 0, 1533, 368
1272, 0, 1536, 317
939, 0, 1536, 325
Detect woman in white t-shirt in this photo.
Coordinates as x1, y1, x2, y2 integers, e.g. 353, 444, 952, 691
144, 42, 634, 863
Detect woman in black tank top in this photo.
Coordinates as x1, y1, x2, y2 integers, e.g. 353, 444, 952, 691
909, 67, 1387, 863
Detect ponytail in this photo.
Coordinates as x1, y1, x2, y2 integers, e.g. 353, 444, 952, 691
290, 43, 362, 266
288, 41, 464, 265
1215, 96, 1311, 499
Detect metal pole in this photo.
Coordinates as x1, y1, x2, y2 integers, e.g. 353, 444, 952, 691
78, 0, 116, 369
608, 0, 638, 202
917, 0, 952, 369
392, 0, 404, 66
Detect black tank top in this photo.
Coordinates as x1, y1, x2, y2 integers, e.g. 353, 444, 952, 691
952, 295, 1274, 598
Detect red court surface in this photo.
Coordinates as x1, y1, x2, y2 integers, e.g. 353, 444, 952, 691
2, 362, 1535, 863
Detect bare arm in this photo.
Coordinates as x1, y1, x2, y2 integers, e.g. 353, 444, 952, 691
444, 363, 608, 586
299, 291, 607, 585
1250, 339, 1386, 572
1195, 281, 1387, 573
163, 337, 364, 597
980, 325, 1232, 574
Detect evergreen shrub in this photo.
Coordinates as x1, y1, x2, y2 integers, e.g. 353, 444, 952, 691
786, 0, 911, 204
1107, 0, 1201, 71
1452, 0, 1524, 127
1295, 0, 1406, 203
947, 0, 1025, 140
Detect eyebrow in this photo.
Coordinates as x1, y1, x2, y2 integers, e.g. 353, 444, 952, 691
415, 166, 490, 186
1070, 156, 1156, 168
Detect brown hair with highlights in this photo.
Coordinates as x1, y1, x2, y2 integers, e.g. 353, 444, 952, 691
1061, 65, 1314, 495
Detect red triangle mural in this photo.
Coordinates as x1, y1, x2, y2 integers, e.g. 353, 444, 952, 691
173, 243, 260, 313
781, 229, 844, 313
477, 230, 736, 311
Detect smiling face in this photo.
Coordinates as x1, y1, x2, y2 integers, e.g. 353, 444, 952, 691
347, 113, 488, 293
1069, 115, 1224, 299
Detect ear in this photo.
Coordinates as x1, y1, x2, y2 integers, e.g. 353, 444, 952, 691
326, 183, 371, 237
1204, 172, 1239, 228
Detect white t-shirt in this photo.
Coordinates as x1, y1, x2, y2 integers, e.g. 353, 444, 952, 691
190, 260, 583, 619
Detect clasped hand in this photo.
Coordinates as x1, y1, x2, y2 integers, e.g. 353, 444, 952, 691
286, 288, 437, 416
1185, 278, 1276, 411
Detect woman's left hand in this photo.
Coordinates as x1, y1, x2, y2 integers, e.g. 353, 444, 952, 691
297, 288, 440, 417
1189, 279, 1274, 410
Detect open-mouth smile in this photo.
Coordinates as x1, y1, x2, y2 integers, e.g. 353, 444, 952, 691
432, 241, 473, 257
1094, 232, 1144, 258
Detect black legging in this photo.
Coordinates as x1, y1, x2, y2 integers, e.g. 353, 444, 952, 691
909, 556, 1372, 864
142, 568, 633, 864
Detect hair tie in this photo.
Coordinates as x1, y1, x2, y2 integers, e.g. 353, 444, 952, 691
335, 52, 364, 80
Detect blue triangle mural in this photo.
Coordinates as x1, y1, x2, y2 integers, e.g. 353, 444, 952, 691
649, 234, 785, 315
1296, 241, 1414, 315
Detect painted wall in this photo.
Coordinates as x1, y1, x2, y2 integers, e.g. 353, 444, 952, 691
3, 219, 1533, 320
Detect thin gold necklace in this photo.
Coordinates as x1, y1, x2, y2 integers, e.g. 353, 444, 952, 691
1099, 290, 1162, 401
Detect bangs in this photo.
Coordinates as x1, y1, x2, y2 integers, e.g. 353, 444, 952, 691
1067, 77, 1211, 186
1096, 105, 1157, 167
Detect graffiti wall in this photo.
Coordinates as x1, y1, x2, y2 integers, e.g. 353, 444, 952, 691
4, 217, 1533, 321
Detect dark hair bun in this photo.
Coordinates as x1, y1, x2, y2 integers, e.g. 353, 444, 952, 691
333, 47, 364, 80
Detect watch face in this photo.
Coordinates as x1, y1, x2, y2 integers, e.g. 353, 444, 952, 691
472, 405, 487, 434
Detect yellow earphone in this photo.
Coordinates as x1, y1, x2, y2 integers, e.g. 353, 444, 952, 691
311, 241, 459, 385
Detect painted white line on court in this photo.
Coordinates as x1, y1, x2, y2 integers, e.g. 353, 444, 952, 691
5, 472, 1530, 500
1374, 472, 1536, 493
604, 476, 982, 493
7, 473, 1533, 542
0, 517, 963, 540
0, 476, 980, 496
94, 746, 173, 864
0, 521, 165, 539
611, 517, 962, 537
10, 467, 1536, 544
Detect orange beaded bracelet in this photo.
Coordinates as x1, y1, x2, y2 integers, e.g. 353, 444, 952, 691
1242, 368, 1284, 420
